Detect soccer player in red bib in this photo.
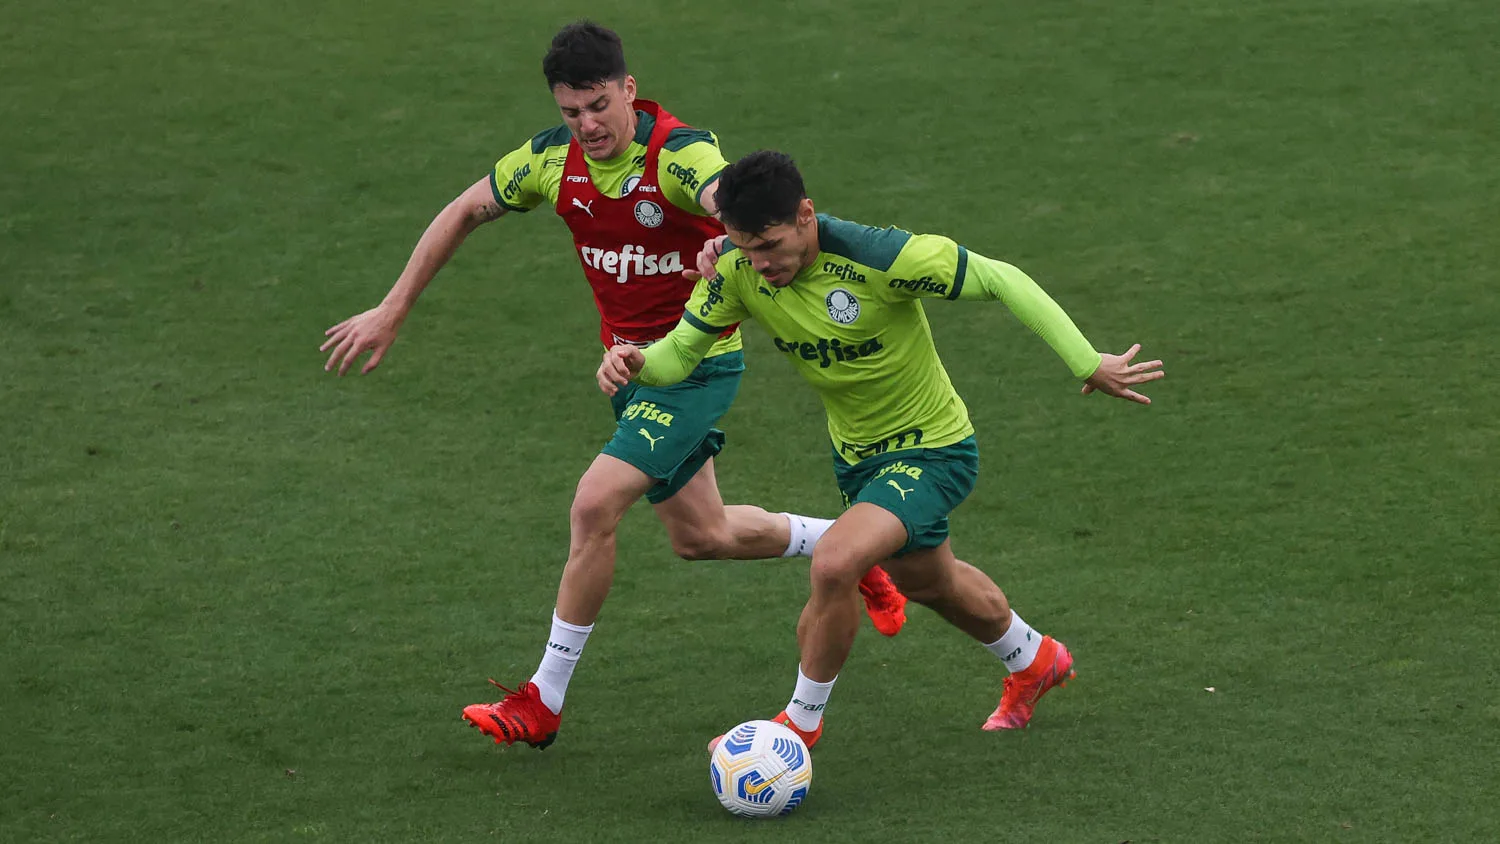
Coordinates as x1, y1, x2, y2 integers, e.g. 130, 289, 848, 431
320, 22, 906, 750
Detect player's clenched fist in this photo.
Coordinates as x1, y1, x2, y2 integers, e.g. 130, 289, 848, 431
597, 344, 646, 396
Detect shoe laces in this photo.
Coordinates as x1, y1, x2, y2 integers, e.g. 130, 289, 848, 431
998, 674, 1032, 711
1002, 659, 1056, 708
487, 678, 523, 698
1000, 674, 1019, 698
477, 679, 550, 736
483, 679, 542, 720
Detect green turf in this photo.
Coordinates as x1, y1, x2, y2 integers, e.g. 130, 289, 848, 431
3, 0, 1497, 841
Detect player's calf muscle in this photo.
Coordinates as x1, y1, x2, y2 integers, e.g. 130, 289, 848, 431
667, 525, 731, 560
884, 564, 947, 604
659, 500, 788, 560
915, 562, 1010, 642
719, 505, 790, 559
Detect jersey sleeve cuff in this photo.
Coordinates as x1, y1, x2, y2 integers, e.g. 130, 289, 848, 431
682, 309, 728, 334
696, 170, 723, 204
1071, 352, 1103, 381
947, 245, 968, 300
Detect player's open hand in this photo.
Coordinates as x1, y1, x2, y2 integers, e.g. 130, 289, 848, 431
321, 305, 403, 376
597, 344, 646, 396
682, 235, 728, 282
1082, 344, 1164, 405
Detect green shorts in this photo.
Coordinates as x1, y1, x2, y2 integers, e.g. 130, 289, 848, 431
833, 436, 979, 555
602, 351, 744, 504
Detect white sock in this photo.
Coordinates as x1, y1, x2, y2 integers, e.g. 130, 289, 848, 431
530, 610, 594, 714
781, 513, 835, 558
984, 611, 1043, 673
784, 666, 837, 731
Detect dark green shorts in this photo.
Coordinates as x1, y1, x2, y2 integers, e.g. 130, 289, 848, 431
833, 436, 979, 555
602, 351, 744, 504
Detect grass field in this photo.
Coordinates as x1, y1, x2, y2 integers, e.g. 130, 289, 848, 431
4, 0, 1498, 841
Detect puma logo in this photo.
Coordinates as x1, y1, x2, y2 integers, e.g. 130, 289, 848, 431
638, 428, 664, 451
571, 197, 595, 217
886, 480, 914, 500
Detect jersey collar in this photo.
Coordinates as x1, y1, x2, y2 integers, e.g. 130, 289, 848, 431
631, 109, 656, 147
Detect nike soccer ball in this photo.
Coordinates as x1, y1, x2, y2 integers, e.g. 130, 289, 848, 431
708, 719, 813, 818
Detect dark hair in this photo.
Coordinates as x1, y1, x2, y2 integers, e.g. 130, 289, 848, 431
715, 151, 807, 234
543, 21, 628, 89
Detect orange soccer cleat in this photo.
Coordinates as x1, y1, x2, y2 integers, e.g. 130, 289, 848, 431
858, 565, 908, 637
982, 636, 1075, 730
461, 680, 562, 749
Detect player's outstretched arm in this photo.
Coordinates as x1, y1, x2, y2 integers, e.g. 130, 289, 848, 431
1081, 344, 1164, 405
321, 177, 506, 376
956, 251, 1164, 403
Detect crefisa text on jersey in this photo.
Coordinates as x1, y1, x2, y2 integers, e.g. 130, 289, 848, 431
824, 261, 868, 284
772, 335, 885, 368
888, 276, 948, 296
578, 245, 685, 283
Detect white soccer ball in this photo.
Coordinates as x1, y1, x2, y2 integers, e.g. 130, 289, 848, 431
709, 719, 813, 818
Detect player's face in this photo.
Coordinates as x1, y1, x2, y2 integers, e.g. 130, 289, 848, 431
724, 198, 818, 287
553, 77, 638, 161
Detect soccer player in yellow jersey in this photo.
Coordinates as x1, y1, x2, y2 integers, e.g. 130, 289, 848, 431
599, 151, 1165, 744
320, 25, 905, 751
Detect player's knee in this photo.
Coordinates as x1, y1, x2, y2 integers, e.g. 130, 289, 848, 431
809, 548, 865, 595
569, 486, 628, 537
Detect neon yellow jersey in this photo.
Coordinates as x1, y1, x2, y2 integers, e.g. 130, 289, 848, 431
684, 215, 976, 464
490, 110, 726, 216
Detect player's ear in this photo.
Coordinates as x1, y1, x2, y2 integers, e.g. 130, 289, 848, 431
798, 197, 816, 227
621, 75, 637, 104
